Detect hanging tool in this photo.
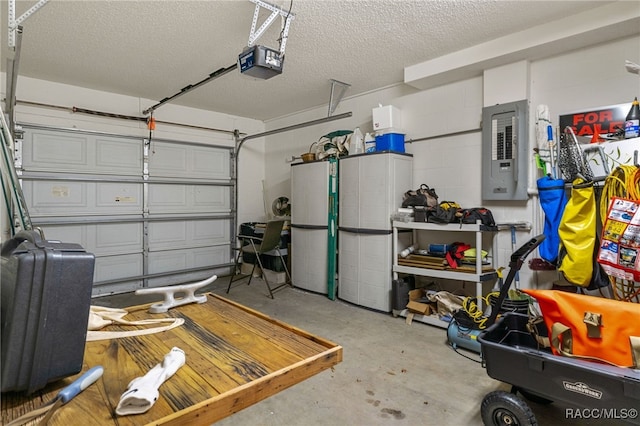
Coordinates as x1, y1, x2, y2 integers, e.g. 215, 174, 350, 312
535, 105, 554, 178
510, 226, 520, 289
496, 222, 532, 289
7, 366, 104, 426
547, 124, 556, 179
559, 126, 593, 181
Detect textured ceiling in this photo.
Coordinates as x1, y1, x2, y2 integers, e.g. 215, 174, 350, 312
1, 0, 620, 121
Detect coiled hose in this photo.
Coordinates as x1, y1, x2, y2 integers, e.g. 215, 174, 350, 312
600, 165, 640, 224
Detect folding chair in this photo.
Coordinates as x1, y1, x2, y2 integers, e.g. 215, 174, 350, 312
227, 219, 292, 298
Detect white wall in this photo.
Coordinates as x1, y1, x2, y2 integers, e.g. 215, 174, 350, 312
4, 34, 638, 291
0, 74, 267, 228
263, 35, 640, 291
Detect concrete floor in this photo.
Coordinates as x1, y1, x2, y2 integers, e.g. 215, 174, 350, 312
94, 275, 617, 426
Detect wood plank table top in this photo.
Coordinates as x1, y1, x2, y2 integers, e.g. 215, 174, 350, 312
1, 293, 343, 425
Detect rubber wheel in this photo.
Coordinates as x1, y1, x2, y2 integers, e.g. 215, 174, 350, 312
481, 390, 538, 426
517, 388, 553, 405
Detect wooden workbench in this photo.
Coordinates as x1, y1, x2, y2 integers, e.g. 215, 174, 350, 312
1, 293, 343, 425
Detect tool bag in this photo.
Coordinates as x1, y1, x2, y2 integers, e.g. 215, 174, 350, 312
457, 207, 496, 227
427, 201, 461, 224
557, 178, 597, 287
523, 289, 640, 368
401, 184, 438, 208
445, 242, 471, 268
536, 176, 568, 264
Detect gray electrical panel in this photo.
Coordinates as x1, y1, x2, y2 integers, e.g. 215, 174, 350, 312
481, 100, 529, 201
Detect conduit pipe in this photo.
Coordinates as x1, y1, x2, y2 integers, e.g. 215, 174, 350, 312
405, 128, 481, 144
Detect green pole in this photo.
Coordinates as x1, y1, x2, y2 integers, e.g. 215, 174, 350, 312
326, 157, 338, 300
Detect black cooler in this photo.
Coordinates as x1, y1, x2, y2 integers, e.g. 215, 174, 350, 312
1, 230, 95, 394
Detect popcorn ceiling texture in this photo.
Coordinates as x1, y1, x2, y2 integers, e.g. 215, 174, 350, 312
3, 1, 616, 120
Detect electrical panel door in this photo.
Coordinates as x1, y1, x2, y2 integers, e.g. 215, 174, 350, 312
481, 100, 529, 200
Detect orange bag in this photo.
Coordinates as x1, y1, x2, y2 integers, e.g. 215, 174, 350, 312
524, 289, 640, 368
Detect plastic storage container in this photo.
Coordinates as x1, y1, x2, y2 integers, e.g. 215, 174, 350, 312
1, 230, 95, 393
351, 127, 364, 154
373, 105, 402, 132
375, 133, 405, 152
241, 224, 290, 272
391, 276, 415, 311
364, 132, 376, 153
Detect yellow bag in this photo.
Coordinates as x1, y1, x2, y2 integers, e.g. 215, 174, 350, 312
557, 178, 596, 287
524, 289, 640, 368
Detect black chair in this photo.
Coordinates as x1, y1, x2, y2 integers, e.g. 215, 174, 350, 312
227, 219, 292, 298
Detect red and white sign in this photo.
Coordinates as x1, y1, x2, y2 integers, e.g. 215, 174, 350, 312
559, 103, 629, 139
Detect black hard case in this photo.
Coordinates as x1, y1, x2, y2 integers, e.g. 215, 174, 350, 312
1, 230, 95, 394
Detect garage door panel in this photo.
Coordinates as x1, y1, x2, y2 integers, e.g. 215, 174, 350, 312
192, 219, 230, 245
41, 225, 87, 247
96, 182, 143, 212
94, 223, 144, 254
148, 184, 187, 209
94, 254, 144, 282
149, 144, 188, 176
40, 223, 142, 256
95, 138, 142, 174
148, 250, 188, 274
192, 148, 230, 179
20, 125, 232, 295
148, 219, 230, 251
25, 131, 88, 169
194, 186, 228, 209
194, 245, 229, 266
148, 221, 189, 249
24, 180, 143, 216
149, 246, 229, 275
23, 180, 88, 214
148, 184, 230, 214
149, 142, 230, 179
23, 130, 142, 176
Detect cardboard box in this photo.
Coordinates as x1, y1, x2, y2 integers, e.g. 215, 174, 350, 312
373, 104, 402, 131
262, 268, 288, 284
406, 288, 434, 315
240, 262, 261, 277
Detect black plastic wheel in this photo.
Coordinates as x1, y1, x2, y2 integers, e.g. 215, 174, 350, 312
517, 388, 553, 405
481, 390, 538, 426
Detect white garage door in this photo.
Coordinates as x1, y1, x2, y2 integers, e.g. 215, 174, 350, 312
18, 124, 234, 295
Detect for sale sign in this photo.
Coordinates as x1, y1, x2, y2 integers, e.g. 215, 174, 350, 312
559, 103, 628, 139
